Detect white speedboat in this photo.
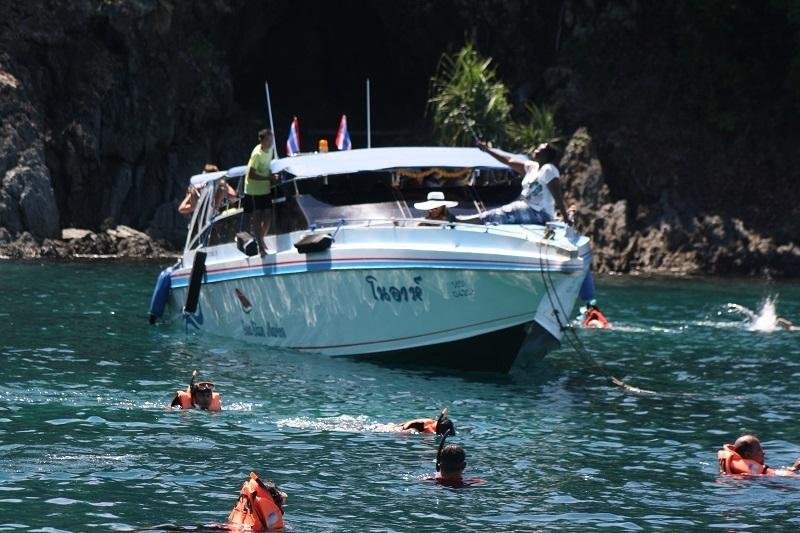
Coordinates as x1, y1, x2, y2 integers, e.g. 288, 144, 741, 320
149, 147, 592, 372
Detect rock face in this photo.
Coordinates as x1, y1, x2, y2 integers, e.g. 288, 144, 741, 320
561, 128, 800, 277
0, 225, 173, 260
0, 0, 252, 253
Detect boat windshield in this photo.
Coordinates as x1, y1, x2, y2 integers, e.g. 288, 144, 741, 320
182, 165, 522, 252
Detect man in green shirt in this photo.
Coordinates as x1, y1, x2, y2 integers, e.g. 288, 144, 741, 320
244, 129, 276, 256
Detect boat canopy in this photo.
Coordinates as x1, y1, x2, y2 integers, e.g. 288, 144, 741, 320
269, 146, 526, 180
190, 165, 247, 187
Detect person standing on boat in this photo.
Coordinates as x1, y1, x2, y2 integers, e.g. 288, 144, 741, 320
244, 129, 276, 256
475, 140, 571, 226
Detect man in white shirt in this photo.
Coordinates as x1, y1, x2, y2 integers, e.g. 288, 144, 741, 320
476, 141, 571, 225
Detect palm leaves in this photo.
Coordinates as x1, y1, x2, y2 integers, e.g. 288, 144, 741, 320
428, 43, 512, 147
428, 43, 559, 152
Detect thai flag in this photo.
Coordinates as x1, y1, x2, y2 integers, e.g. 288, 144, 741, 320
286, 116, 300, 156
335, 114, 352, 151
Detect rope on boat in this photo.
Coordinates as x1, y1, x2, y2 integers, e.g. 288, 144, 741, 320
537, 239, 656, 395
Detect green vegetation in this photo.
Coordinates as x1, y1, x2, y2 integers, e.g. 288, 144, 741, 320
427, 43, 558, 153
506, 102, 561, 153
427, 43, 512, 147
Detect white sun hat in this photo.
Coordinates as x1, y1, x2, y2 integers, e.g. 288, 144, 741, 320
413, 191, 458, 211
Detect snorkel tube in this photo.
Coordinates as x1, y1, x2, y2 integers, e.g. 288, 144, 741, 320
436, 407, 456, 472
434, 407, 455, 437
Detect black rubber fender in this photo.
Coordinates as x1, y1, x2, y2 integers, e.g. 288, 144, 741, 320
183, 250, 207, 314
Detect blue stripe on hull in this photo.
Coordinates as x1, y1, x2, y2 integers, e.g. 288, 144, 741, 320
171, 258, 583, 288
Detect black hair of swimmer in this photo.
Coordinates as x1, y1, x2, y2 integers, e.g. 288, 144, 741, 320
435, 411, 456, 437
254, 474, 285, 512
438, 444, 467, 475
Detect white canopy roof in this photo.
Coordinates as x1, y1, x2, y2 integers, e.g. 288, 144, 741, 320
268, 146, 525, 179
189, 165, 247, 187
188, 147, 525, 186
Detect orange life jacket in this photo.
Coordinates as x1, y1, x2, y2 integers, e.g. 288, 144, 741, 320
583, 308, 610, 328
401, 418, 438, 434
227, 474, 284, 531
717, 444, 772, 475
173, 389, 222, 411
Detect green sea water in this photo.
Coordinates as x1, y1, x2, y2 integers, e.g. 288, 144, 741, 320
1, 261, 800, 531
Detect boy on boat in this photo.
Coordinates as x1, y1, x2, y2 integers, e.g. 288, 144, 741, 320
244, 129, 277, 257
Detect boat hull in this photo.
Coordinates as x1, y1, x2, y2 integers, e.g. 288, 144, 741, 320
166, 227, 588, 372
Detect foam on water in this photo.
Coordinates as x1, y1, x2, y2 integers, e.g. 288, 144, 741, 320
723, 296, 794, 332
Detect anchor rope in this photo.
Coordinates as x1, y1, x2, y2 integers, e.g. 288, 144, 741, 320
536, 235, 655, 395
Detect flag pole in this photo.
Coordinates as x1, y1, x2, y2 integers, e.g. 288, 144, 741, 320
264, 81, 277, 160
366, 78, 371, 149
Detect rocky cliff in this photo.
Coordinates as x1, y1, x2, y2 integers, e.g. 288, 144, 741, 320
1, 0, 797, 275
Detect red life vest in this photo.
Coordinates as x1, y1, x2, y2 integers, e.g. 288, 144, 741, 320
227, 474, 284, 531
717, 444, 772, 475
173, 389, 222, 411
583, 308, 610, 328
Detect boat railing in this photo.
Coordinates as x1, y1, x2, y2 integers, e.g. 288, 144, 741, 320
182, 176, 239, 253
308, 217, 563, 239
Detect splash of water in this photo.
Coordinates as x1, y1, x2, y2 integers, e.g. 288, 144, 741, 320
750, 296, 780, 332
726, 296, 785, 332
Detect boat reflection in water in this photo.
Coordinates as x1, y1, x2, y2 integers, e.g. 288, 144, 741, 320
149, 147, 593, 372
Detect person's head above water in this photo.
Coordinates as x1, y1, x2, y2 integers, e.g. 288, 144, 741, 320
734, 434, 766, 464
439, 444, 467, 477
191, 380, 215, 410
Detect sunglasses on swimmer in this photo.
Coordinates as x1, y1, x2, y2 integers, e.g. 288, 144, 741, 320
193, 381, 215, 392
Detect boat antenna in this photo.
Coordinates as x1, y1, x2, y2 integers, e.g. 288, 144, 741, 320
264, 81, 277, 160
458, 105, 481, 145
366, 78, 371, 148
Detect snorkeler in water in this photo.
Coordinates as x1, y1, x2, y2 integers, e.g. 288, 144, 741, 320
399, 408, 455, 436
726, 301, 795, 331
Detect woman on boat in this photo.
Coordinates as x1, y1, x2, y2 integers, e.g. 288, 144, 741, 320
178, 164, 237, 215
413, 191, 457, 226
718, 434, 800, 476
474, 140, 570, 226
